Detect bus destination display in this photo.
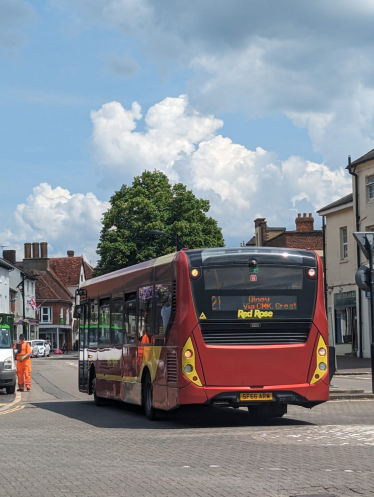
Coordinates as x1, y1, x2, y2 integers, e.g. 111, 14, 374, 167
212, 296, 297, 319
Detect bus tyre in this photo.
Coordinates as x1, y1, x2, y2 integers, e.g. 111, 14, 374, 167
143, 371, 156, 420
92, 372, 105, 406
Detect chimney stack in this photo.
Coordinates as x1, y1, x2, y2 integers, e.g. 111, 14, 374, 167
3, 250, 16, 264
40, 242, 48, 258
67, 250, 74, 257
32, 242, 40, 258
254, 218, 268, 245
295, 213, 314, 232
24, 243, 32, 259
23, 241, 49, 271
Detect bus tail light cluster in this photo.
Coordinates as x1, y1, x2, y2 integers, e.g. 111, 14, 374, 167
310, 336, 328, 384
182, 337, 202, 386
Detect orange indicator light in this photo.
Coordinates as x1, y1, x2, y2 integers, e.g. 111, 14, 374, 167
191, 269, 200, 278
184, 349, 193, 359
318, 348, 326, 356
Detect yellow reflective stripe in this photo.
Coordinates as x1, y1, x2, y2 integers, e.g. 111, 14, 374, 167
310, 335, 328, 384
182, 337, 202, 386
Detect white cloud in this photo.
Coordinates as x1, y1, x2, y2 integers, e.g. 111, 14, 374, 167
53, 0, 374, 166
2, 183, 110, 264
90, 95, 352, 242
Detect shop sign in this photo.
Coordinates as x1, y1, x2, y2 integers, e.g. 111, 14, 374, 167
334, 290, 356, 307
59, 318, 66, 325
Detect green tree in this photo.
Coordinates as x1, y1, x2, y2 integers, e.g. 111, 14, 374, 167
94, 170, 225, 275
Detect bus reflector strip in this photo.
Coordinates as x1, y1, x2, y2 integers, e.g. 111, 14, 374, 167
182, 337, 202, 386
310, 335, 328, 385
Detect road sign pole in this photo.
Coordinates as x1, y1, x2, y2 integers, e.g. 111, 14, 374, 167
367, 238, 374, 393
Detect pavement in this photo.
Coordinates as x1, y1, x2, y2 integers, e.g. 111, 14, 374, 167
1, 357, 374, 496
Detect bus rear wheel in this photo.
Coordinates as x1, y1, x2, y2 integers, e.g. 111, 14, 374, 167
142, 371, 156, 420
247, 404, 287, 418
91, 372, 105, 406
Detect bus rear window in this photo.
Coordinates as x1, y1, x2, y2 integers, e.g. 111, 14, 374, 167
189, 264, 316, 321
203, 267, 303, 290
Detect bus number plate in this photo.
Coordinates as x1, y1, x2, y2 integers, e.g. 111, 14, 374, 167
240, 392, 273, 401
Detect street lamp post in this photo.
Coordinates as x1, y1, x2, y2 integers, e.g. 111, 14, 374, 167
148, 230, 186, 251
353, 232, 374, 393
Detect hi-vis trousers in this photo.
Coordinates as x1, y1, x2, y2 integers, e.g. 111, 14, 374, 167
17, 360, 32, 391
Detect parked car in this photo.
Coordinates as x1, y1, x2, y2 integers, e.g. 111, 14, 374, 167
26, 340, 50, 357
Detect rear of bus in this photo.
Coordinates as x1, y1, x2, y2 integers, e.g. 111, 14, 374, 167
178, 247, 328, 415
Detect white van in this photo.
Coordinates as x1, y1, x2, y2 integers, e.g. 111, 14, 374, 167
0, 326, 16, 394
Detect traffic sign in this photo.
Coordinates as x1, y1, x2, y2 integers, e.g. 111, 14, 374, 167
353, 232, 374, 260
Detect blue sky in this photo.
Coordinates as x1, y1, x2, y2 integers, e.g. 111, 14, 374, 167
2, 0, 373, 263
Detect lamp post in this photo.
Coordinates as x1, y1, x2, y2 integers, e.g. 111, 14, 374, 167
148, 230, 185, 251
353, 232, 374, 393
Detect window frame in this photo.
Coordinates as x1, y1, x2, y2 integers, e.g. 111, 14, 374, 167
340, 227, 348, 260
367, 175, 374, 202
41, 306, 52, 324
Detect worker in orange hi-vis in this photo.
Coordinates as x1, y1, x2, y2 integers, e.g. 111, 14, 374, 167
15, 334, 33, 392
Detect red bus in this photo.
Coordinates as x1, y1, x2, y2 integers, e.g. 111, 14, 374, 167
77, 247, 328, 419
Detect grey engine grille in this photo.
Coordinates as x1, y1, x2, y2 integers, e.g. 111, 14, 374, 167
200, 321, 311, 345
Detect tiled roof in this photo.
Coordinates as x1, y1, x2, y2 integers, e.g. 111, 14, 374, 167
31, 269, 73, 301
348, 148, 374, 168
50, 256, 93, 287
245, 236, 256, 246
317, 193, 353, 214
83, 261, 94, 280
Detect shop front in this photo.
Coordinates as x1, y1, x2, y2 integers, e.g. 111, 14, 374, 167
39, 324, 72, 351
334, 290, 357, 355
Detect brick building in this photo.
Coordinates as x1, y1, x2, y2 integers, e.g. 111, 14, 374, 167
16, 242, 93, 351
246, 213, 323, 255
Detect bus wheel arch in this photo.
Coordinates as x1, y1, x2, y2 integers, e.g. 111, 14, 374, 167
141, 368, 156, 420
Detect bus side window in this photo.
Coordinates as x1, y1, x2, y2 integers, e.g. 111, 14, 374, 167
111, 300, 124, 345
89, 300, 98, 346
138, 286, 153, 344
124, 292, 137, 344
98, 298, 110, 345
154, 283, 172, 336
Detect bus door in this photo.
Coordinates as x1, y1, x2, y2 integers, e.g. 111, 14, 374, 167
78, 302, 89, 393
122, 292, 140, 404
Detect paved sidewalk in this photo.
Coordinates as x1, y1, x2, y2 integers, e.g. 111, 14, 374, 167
336, 355, 371, 374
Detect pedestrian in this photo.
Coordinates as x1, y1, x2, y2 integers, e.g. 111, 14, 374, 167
15, 334, 32, 392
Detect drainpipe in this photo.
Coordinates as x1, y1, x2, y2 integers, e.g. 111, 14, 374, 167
347, 155, 363, 357
322, 215, 328, 315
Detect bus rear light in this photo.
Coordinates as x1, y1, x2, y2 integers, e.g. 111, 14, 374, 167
182, 337, 202, 387
190, 269, 200, 279
307, 268, 316, 278
310, 335, 328, 385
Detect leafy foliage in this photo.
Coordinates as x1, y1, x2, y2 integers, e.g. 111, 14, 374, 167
94, 170, 225, 275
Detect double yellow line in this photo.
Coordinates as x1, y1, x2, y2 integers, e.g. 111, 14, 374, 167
0, 392, 23, 416
0, 405, 25, 416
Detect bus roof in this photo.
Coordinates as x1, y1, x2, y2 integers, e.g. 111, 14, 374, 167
186, 246, 317, 267
81, 252, 177, 289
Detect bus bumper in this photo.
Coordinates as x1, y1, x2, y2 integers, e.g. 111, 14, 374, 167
179, 381, 329, 408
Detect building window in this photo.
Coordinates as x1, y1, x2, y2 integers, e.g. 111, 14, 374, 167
340, 227, 348, 260
367, 175, 374, 201
41, 307, 52, 324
